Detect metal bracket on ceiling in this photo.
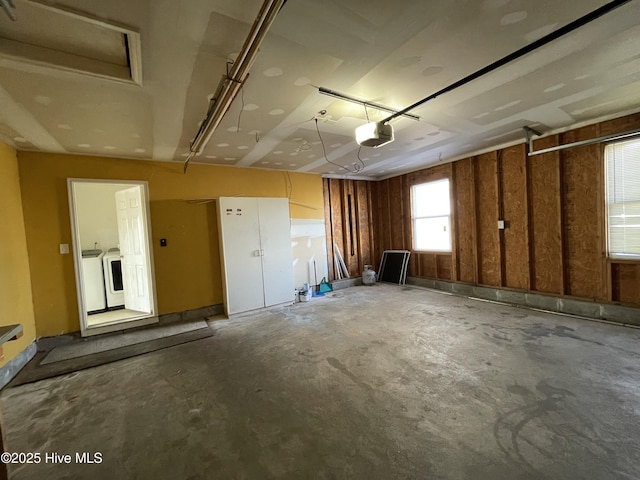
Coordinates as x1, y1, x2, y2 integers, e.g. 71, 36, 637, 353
523, 126, 542, 153
1, 0, 17, 21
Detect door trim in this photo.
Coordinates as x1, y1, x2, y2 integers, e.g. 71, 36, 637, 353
67, 178, 159, 336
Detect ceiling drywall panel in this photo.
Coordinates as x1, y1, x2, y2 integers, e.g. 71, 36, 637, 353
0, 0, 638, 179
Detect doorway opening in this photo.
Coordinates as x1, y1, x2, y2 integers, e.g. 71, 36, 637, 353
68, 179, 158, 336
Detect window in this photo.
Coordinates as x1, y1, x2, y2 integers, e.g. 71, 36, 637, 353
605, 138, 640, 258
411, 178, 451, 252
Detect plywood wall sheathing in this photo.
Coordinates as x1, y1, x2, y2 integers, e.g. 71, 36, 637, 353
322, 112, 640, 307
324, 178, 378, 281
454, 158, 476, 283
322, 179, 335, 281
561, 125, 604, 300
500, 144, 529, 290
611, 263, 640, 304
528, 135, 564, 294
475, 152, 501, 286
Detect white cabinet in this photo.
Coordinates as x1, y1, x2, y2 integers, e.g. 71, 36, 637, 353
217, 197, 294, 315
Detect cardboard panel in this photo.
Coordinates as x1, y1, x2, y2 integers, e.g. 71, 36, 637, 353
501, 144, 529, 290
454, 158, 476, 283
562, 125, 604, 300
475, 153, 501, 286
529, 136, 563, 294
612, 263, 640, 305
388, 176, 405, 249
419, 253, 437, 278
323, 179, 335, 281
437, 254, 452, 280
355, 180, 373, 267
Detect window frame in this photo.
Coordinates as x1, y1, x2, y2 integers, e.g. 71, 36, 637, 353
410, 178, 452, 253
605, 138, 640, 260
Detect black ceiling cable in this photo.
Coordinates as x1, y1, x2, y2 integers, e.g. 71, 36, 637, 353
382, 0, 633, 124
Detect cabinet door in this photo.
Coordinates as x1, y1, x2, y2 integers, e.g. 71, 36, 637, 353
218, 197, 265, 314
258, 198, 294, 306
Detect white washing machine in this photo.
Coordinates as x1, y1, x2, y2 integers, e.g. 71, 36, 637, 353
81, 250, 106, 313
103, 248, 125, 309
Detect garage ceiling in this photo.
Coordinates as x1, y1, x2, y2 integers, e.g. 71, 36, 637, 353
1, 0, 639, 179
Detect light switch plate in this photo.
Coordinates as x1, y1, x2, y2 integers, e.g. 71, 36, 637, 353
59, 243, 69, 254
497, 220, 505, 230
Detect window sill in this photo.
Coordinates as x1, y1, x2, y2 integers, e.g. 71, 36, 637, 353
607, 257, 640, 264
413, 250, 452, 255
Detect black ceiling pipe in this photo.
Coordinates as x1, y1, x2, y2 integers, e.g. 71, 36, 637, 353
382, 0, 634, 123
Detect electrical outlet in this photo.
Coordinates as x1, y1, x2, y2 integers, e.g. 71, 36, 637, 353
59, 243, 69, 254
497, 220, 505, 230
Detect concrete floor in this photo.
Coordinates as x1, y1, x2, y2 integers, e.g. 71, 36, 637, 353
2, 284, 640, 479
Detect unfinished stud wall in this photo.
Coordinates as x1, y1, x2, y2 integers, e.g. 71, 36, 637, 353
323, 178, 375, 279
339, 112, 640, 307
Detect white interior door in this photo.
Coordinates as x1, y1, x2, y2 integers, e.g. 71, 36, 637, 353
116, 186, 151, 313
258, 198, 294, 307
218, 197, 265, 314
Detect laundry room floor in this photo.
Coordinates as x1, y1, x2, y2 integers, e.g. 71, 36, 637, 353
1, 284, 640, 479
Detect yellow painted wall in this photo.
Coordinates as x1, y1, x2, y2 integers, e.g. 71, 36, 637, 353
0, 142, 36, 367
17, 151, 324, 337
